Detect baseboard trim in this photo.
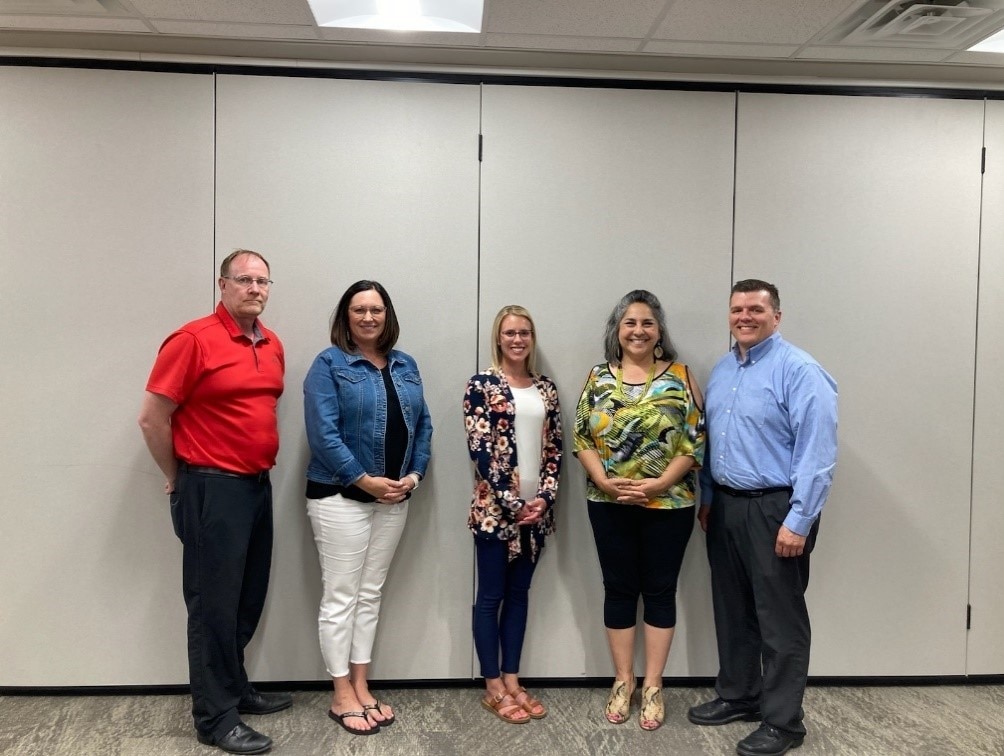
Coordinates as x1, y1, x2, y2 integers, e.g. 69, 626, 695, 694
3, 674, 1002, 696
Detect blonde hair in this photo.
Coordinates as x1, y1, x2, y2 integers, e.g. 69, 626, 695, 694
490, 305, 538, 376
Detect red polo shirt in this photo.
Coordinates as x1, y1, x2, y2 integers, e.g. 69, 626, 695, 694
146, 302, 285, 474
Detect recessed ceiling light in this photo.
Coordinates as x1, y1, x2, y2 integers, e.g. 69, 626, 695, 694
307, 0, 483, 33
969, 25, 1004, 51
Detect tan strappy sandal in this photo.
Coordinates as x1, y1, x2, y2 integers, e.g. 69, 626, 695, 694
481, 692, 530, 724
507, 685, 547, 719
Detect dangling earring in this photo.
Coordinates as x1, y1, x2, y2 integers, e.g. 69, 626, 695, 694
654, 342, 665, 360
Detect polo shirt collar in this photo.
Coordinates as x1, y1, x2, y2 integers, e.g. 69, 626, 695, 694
215, 301, 267, 343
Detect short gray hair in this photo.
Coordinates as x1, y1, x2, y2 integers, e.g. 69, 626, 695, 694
603, 289, 676, 364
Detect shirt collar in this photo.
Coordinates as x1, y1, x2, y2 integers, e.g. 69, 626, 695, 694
215, 301, 265, 343
732, 331, 780, 365
343, 348, 398, 366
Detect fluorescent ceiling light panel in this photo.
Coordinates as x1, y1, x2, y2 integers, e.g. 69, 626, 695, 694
308, 0, 483, 32
970, 24, 1004, 50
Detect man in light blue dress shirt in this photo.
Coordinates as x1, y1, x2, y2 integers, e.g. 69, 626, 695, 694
687, 279, 837, 756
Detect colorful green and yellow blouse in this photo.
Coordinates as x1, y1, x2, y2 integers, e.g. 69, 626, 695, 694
573, 361, 705, 509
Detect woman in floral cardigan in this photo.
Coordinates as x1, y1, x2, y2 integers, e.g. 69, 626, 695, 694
463, 305, 562, 725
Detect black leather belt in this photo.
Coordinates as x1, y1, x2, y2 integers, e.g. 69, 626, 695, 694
715, 483, 792, 498
179, 462, 269, 483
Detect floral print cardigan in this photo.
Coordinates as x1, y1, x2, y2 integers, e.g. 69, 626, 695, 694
463, 368, 562, 562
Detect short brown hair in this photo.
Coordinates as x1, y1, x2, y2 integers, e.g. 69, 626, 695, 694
329, 280, 400, 355
220, 249, 270, 277
732, 279, 780, 311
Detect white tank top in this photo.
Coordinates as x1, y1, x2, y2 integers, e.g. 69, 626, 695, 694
510, 384, 545, 502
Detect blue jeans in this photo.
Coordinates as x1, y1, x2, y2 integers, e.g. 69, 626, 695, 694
472, 535, 539, 679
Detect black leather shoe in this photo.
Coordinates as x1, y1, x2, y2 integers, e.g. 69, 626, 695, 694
196, 723, 272, 754
736, 723, 804, 756
687, 697, 761, 726
238, 690, 293, 715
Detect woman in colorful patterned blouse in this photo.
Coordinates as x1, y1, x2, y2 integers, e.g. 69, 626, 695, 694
463, 305, 562, 725
573, 289, 705, 732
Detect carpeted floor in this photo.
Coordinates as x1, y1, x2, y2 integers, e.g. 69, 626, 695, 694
3, 684, 1004, 755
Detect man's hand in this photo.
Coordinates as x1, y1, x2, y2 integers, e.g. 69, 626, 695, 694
697, 504, 710, 533
775, 525, 807, 558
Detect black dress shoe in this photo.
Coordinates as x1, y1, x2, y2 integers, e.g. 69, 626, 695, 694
196, 723, 272, 754
736, 723, 804, 756
238, 690, 293, 715
687, 697, 761, 726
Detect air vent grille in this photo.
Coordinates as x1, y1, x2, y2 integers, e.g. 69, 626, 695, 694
821, 0, 1004, 47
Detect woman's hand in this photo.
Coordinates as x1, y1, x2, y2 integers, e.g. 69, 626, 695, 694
358, 474, 412, 504
516, 497, 547, 525
609, 477, 664, 505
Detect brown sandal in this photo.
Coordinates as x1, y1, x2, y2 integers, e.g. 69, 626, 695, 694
481, 692, 530, 724
507, 685, 547, 719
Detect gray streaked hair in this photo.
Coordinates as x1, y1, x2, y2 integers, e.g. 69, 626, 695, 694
603, 289, 677, 364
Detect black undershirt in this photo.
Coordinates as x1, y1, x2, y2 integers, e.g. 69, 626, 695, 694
306, 363, 410, 503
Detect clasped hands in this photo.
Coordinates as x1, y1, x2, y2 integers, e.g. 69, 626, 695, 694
515, 497, 547, 526
600, 477, 661, 506
359, 474, 416, 504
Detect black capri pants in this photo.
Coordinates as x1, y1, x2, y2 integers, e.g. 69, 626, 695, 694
588, 500, 694, 629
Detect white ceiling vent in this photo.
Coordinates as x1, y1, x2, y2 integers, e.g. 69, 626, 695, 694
821, 0, 1004, 47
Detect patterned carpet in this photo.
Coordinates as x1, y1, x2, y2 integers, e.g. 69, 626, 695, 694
3, 684, 1004, 755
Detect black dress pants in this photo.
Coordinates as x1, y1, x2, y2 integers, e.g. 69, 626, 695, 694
706, 488, 818, 738
171, 468, 273, 739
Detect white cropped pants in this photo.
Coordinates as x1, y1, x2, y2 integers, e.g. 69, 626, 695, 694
306, 493, 409, 678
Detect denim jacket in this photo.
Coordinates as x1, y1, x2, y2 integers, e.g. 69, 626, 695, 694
304, 346, 433, 486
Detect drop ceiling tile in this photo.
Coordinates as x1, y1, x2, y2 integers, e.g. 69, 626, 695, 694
150, 20, 320, 40
0, 14, 149, 31
128, 0, 315, 25
485, 33, 641, 52
486, 0, 667, 38
797, 45, 954, 63
318, 27, 482, 45
643, 39, 798, 57
0, 0, 120, 12
652, 0, 858, 44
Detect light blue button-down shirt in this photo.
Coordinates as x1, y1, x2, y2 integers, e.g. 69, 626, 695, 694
699, 332, 838, 535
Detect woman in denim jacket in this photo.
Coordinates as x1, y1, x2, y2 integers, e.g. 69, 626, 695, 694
304, 280, 432, 736
463, 305, 562, 725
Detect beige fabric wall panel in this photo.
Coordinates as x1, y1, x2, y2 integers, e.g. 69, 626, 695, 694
480, 85, 736, 678
969, 99, 1004, 675
214, 75, 481, 681
734, 92, 982, 676
0, 67, 215, 685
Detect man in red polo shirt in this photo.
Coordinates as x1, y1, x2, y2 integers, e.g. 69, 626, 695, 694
139, 249, 288, 755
